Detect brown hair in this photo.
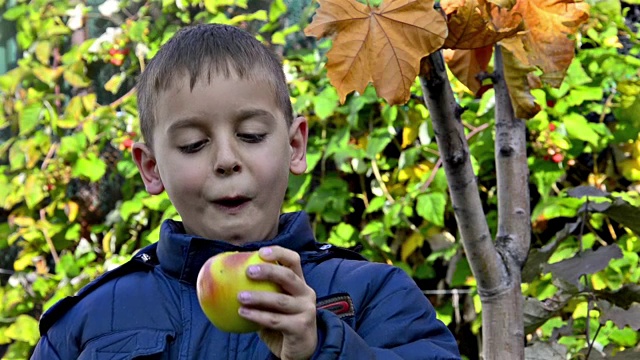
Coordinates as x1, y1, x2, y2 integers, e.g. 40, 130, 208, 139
136, 24, 293, 148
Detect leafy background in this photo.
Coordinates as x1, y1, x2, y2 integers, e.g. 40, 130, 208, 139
1, 0, 640, 359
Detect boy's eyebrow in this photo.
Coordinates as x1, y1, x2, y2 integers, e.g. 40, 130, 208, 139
166, 116, 206, 133
166, 109, 276, 133
234, 108, 276, 122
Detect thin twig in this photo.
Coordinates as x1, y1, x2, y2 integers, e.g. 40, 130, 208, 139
371, 158, 395, 203
40, 142, 59, 171
585, 322, 603, 359
39, 209, 60, 265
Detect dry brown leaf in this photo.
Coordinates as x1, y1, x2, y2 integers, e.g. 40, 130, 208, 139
501, 0, 590, 87
442, 0, 521, 49
304, 0, 447, 105
500, 44, 541, 119
487, 0, 517, 9
444, 46, 493, 94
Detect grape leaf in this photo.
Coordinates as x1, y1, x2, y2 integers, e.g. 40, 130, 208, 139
544, 244, 623, 287
441, 0, 521, 49
524, 342, 567, 360
304, 0, 447, 105
598, 301, 640, 331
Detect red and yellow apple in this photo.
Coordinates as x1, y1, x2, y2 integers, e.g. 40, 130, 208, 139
196, 250, 282, 333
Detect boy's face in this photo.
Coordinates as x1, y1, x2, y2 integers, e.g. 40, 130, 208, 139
133, 73, 308, 244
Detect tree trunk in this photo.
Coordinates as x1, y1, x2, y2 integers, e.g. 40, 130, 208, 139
419, 47, 530, 359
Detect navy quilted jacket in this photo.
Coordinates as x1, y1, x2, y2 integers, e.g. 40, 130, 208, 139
32, 212, 460, 359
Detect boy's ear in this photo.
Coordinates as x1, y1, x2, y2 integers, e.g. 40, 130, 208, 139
132, 143, 165, 195
289, 116, 308, 175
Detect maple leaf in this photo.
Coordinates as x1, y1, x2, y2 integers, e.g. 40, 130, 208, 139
487, 0, 517, 9
443, 46, 493, 94
495, 0, 590, 87
441, 0, 521, 49
304, 0, 447, 105
499, 41, 542, 119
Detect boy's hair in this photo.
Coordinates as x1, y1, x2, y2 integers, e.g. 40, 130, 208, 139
136, 24, 294, 148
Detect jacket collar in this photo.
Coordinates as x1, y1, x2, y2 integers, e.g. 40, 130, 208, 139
156, 211, 318, 285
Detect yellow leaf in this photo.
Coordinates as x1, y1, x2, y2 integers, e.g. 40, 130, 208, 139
65, 201, 79, 222
35, 41, 52, 64
401, 231, 424, 261
402, 124, 419, 148
11, 216, 35, 227
32, 66, 64, 85
500, 41, 541, 119
443, 45, 493, 94
13, 252, 37, 271
105, 73, 125, 94
304, 0, 447, 105
441, 0, 521, 49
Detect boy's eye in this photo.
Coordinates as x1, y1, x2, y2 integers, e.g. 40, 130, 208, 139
237, 133, 266, 143
178, 140, 208, 153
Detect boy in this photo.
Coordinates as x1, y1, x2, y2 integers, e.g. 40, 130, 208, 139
32, 24, 461, 359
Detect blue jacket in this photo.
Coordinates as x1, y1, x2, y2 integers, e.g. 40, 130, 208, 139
32, 212, 460, 359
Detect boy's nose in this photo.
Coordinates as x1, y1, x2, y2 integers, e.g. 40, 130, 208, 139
214, 141, 242, 176
216, 163, 241, 175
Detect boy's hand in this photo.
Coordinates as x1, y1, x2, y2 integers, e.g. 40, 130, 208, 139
237, 246, 318, 360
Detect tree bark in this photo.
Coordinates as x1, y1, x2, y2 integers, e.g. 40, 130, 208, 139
419, 47, 530, 359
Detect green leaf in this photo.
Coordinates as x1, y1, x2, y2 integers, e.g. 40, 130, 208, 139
24, 173, 46, 209
416, 192, 447, 227
562, 113, 600, 147
366, 196, 387, 213
56, 253, 81, 278
19, 104, 42, 135
120, 197, 145, 221
45, 25, 71, 37
366, 128, 393, 159
63, 63, 91, 88
129, 20, 150, 42
5, 314, 39, 345
564, 86, 603, 107
313, 87, 339, 120
0, 67, 26, 93
35, 41, 52, 64
327, 222, 357, 247
269, 0, 287, 22
72, 153, 107, 182
2, 5, 27, 20
325, 127, 350, 158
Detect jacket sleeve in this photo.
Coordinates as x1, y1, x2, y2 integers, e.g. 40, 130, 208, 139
31, 335, 64, 360
312, 265, 461, 360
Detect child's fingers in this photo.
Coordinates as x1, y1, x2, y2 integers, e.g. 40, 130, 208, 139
237, 291, 307, 315
237, 305, 315, 335
246, 259, 312, 297
258, 246, 304, 279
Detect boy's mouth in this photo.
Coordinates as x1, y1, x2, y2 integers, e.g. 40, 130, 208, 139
213, 196, 251, 209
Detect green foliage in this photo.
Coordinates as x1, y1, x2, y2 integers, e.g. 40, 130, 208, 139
0, 0, 639, 359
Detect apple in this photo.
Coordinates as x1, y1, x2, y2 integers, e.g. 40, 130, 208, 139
196, 250, 282, 333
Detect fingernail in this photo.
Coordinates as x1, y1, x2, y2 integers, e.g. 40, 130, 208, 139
260, 247, 272, 256
248, 265, 260, 276
239, 307, 250, 315
238, 292, 250, 302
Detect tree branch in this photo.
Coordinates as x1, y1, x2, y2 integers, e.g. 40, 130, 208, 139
493, 45, 531, 270
419, 50, 505, 292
